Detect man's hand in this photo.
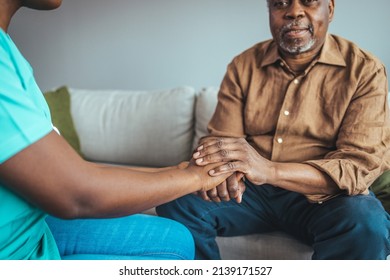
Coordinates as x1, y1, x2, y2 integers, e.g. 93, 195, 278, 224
195, 172, 246, 203
193, 136, 275, 186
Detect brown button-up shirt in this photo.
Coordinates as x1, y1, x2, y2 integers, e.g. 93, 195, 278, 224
208, 34, 390, 201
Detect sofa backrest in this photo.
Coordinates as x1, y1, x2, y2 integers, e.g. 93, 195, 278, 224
46, 87, 390, 168
68, 86, 198, 167
193, 87, 219, 150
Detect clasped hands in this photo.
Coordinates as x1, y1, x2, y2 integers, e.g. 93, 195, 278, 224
192, 136, 274, 203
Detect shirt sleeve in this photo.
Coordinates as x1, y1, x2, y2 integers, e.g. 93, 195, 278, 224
305, 63, 390, 197
207, 58, 247, 138
0, 44, 53, 164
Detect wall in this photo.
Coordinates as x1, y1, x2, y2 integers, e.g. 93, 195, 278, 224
8, 0, 390, 91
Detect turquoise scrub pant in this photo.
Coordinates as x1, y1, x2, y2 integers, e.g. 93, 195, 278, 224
46, 214, 194, 260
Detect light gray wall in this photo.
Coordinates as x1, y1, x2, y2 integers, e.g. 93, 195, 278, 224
8, 0, 390, 92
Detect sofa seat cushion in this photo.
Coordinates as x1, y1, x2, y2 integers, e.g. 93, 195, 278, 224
217, 232, 313, 260
68, 86, 197, 167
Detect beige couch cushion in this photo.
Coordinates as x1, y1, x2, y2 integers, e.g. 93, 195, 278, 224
218, 233, 312, 260
69, 86, 196, 167
193, 87, 219, 150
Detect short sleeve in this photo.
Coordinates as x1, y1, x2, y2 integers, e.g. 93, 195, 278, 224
0, 35, 53, 163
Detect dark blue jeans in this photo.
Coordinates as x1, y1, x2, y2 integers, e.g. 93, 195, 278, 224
156, 182, 390, 260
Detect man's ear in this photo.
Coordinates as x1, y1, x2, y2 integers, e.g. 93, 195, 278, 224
328, 0, 335, 22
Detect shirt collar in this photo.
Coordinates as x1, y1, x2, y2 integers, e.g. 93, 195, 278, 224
260, 40, 280, 68
317, 34, 347, 67
260, 34, 346, 68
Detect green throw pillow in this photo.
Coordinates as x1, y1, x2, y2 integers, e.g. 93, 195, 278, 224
370, 170, 390, 214
44, 86, 82, 156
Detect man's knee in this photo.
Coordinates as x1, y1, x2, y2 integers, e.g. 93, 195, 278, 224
335, 194, 388, 228
320, 194, 390, 258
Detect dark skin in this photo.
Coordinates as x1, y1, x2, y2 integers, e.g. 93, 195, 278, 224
269, 0, 335, 73
195, 0, 339, 203
0, 0, 62, 32
0, 0, 233, 219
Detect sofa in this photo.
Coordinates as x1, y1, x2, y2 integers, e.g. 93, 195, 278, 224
44, 85, 390, 260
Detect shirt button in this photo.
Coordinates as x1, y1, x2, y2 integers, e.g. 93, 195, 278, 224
293, 79, 299, 85
284, 110, 290, 116
277, 137, 283, 144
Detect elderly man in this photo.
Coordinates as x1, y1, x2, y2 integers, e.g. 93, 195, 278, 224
157, 0, 390, 260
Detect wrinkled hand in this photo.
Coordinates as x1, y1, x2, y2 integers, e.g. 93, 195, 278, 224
195, 172, 246, 203
193, 137, 274, 186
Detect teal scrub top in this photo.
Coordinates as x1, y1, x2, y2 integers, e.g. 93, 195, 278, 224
0, 28, 61, 259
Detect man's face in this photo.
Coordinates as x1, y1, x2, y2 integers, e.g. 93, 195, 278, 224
268, 0, 334, 56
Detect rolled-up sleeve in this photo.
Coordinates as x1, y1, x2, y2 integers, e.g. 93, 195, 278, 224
306, 65, 390, 196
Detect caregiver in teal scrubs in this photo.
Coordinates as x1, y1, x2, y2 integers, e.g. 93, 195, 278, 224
0, 0, 232, 260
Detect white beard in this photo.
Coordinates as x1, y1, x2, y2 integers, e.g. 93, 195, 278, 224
279, 37, 317, 54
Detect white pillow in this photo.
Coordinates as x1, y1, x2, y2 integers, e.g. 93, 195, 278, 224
69, 86, 196, 167
192, 87, 219, 150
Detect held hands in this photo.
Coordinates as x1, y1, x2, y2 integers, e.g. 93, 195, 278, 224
193, 137, 275, 191
182, 159, 234, 193
195, 172, 246, 203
